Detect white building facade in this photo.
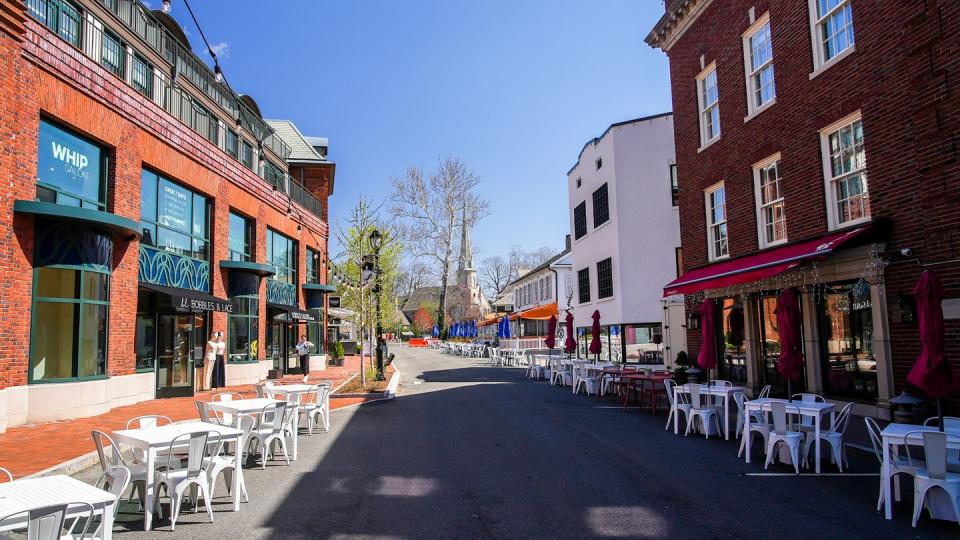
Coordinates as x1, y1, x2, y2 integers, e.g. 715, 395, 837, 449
567, 113, 685, 365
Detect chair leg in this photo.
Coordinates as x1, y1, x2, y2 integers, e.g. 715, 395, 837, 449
664, 408, 674, 431
200, 481, 214, 523
876, 477, 885, 512
912, 485, 930, 527
791, 443, 800, 474
764, 440, 776, 470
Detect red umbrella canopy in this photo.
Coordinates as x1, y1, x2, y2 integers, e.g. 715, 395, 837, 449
776, 288, 804, 381
907, 271, 960, 398
696, 298, 719, 370
545, 315, 557, 349
589, 310, 602, 355
564, 312, 577, 353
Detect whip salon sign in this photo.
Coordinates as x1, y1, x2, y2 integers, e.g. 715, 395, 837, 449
38, 120, 103, 203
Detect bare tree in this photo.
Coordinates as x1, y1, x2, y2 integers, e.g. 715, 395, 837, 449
480, 255, 512, 300
391, 156, 489, 333
394, 259, 435, 301
506, 245, 558, 280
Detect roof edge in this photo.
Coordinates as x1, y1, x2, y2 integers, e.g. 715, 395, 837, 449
567, 112, 673, 176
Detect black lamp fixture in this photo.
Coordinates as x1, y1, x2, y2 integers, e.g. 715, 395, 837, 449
213, 63, 223, 84
162, 0, 171, 13
369, 228, 383, 251
899, 293, 917, 324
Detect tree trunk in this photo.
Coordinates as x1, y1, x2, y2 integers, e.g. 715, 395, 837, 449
437, 259, 449, 334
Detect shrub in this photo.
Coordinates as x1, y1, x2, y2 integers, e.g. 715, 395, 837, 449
330, 342, 345, 359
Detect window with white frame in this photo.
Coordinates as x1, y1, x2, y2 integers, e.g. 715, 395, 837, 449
743, 15, 775, 114
821, 113, 869, 229
753, 155, 787, 248
809, 0, 854, 70
697, 64, 720, 146
705, 183, 728, 260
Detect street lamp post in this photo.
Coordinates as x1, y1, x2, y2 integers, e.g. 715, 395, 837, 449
369, 228, 385, 381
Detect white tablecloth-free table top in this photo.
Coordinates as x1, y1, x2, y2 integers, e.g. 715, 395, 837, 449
269, 384, 318, 395
743, 397, 835, 473
112, 421, 244, 532
0, 475, 117, 539
673, 384, 746, 440
880, 423, 960, 520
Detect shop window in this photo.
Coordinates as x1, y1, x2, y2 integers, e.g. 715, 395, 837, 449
306, 247, 322, 284
624, 323, 663, 364
755, 293, 806, 394
30, 267, 109, 382
228, 211, 253, 262
267, 229, 298, 286
37, 119, 107, 210
818, 281, 877, 401
140, 169, 209, 262
307, 309, 325, 355
717, 299, 747, 383
229, 296, 259, 363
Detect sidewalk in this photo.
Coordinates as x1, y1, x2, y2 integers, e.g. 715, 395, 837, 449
0, 356, 376, 479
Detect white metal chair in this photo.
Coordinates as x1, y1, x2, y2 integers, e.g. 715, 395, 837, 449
905, 430, 960, 527
791, 393, 825, 427
74, 465, 131, 540
0, 467, 11, 482
0, 502, 95, 540
685, 385, 721, 438
574, 364, 601, 395
247, 402, 291, 469
299, 383, 332, 434
803, 401, 854, 471
152, 431, 219, 531
91, 430, 148, 510
125, 415, 172, 430
756, 384, 771, 399
735, 391, 771, 459
663, 379, 690, 431
205, 415, 252, 504
864, 417, 923, 511
196, 400, 225, 425
709, 380, 733, 406
763, 402, 804, 474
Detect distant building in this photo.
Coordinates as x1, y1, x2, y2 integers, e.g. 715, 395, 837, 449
567, 114, 684, 364
504, 236, 573, 343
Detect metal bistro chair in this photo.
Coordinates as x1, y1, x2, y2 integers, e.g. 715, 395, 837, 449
685, 384, 721, 439
803, 401, 854, 472
0, 467, 11, 482
152, 431, 220, 531
864, 417, 923, 512
905, 430, 960, 527
663, 379, 690, 431
764, 402, 805, 474
91, 430, 148, 510
0, 502, 95, 540
735, 391, 771, 458
247, 402, 291, 469
196, 400, 225, 426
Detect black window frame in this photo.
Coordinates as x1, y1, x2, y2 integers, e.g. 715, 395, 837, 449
577, 267, 590, 304
228, 210, 253, 262
592, 183, 609, 227
267, 228, 298, 287
131, 53, 153, 99
597, 257, 613, 299
306, 247, 322, 284
100, 30, 126, 79
241, 140, 254, 169
670, 163, 679, 206
573, 202, 587, 240
595, 157, 603, 170
27, 0, 82, 47
225, 129, 239, 159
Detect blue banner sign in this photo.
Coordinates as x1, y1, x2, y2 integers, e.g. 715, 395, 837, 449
38, 120, 103, 204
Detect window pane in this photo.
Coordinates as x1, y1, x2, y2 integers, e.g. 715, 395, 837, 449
140, 222, 156, 246
82, 271, 109, 301
192, 238, 208, 261
229, 316, 253, 361
192, 194, 207, 238
78, 304, 107, 377
157, 228, 192, 257
141, 170, 157, 222
135, 313, 155, 370
32, 302, 76, 380
38, 120, 104, 206
36, 267, 77, 298
157, 178, 192, 233
101, 32, 125, 78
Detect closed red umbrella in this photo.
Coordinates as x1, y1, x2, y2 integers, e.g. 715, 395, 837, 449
589, 310, 602, 359
696, 298, 719, 372
907, 271, 960, 430
776, 288, 804, 399
564, 312, 576, 354
545, 315, 557, 350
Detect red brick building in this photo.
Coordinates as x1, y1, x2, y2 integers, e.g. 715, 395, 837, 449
0, 0, 335, 431
647, 0, 959, 418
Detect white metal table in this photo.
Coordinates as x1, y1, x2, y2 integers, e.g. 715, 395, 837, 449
0, 475, 117, 539
673, 384, 746, 440
743, 398, 835, 473
112, 421, 244, 532
208, 397, 301, 460
880, 423, 960, 520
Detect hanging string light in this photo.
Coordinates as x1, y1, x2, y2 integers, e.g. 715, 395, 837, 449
162, 0, 171, 13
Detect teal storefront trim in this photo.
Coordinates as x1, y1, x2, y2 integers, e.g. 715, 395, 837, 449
219, 260, 276, 277
138, 245, 210, 292
302, 283, 337, 292
266, 278, 296, 306
14, 200, 140, 240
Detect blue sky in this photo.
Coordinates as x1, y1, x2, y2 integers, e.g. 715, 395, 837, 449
177, 1, 672, 259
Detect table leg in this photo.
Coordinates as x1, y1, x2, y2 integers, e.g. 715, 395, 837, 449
724, 393, 731, 440
882, 436, 892, 519
102, 501, 115, 540
232, 434, 243, 510
673, 388, 680, 435
745, 407, 752, 463
814, 413, 822, 474
292, 406, 300, 461
144, 448, 155, 531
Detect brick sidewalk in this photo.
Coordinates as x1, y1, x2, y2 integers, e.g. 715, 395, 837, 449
0, 356, 378, 478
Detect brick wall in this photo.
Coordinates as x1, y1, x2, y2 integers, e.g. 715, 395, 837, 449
0, 15, 330, 388
661, 0, 960, 406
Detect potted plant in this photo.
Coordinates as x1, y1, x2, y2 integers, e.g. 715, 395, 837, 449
673, 350, 690, 385
328, 341, 345, 367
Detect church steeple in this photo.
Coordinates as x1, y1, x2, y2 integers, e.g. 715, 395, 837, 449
458, 204, 473, 272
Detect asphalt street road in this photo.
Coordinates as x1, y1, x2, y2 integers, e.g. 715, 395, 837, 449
111, 346, 955, 539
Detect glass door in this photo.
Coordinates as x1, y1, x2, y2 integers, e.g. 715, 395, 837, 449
156, 314, 194, 398
755, 294, 806, 396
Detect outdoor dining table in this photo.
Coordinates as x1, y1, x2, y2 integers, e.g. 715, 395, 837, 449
880, 422, 960, 520
674, 383, 746, 441
0, 475, 118, 539
743, 397, 834, 473
208, 397, 302, 460
598, 370, 671, 412
112, 421, 244, 532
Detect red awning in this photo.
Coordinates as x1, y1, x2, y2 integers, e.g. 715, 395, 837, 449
663, 226, 869, 297
509, 302, 558, 321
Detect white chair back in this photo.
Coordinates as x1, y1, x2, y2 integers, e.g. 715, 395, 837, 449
792, 393, 825, 403
125, 414, 171, 430
831, 402, 854, 434
689, 384, 702, 408
757, 385, 771, 399
0, 467, 10, 482
904, 431, 960, 481
923, 416, 960, 429
166, 431, 214, 479
769, 402, 800, 435
96, 465, 131, 517
91, 430, 128, 470
0, 502, 95, 540
663, 379, 677, 407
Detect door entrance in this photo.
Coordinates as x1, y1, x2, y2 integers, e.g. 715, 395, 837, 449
267, 312, 303, 376
156, 314, 200, 398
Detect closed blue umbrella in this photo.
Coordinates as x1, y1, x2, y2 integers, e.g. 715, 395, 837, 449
500, 316, 512, 339
471, 320, 478, 337
432, 324, 439, 337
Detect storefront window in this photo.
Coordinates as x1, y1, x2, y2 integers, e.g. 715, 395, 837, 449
228, 211, 253, 262
31, 267, 109, 382
37, 120, 107, 210
229, 296, 259, 362
307, 308, 324, 354
578, 325, 619, 362
718, 299, 747, 383
306, 247, 321, 284
624, 323, 663, 364
267, 229, 297, 285
140, 169, 209, 261
818, 282, 877, 401
756, 293, 806, 394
